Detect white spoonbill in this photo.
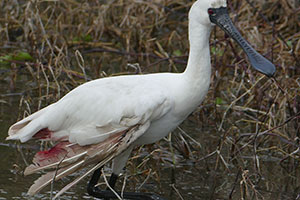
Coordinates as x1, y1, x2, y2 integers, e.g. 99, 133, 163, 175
6, 0, 275, 199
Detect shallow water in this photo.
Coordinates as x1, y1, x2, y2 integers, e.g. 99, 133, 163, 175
0, 79, 299, 200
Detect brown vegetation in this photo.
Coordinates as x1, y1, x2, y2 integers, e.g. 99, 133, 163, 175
0, 0, 299, 199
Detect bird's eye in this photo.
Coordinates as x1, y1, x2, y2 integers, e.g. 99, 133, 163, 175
208, 8, 214, 15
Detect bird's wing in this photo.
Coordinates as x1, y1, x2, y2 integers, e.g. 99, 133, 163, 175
6, 75, 173, 196
26, 122, 152, 197
7, 75, 172, 145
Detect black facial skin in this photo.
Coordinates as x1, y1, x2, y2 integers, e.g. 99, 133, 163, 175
208, 7, 276, 77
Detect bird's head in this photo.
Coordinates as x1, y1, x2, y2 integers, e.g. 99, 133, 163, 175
189, 0, 227, 27
189, 0, 276, 77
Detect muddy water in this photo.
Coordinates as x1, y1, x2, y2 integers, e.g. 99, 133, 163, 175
0, 79, 299, 200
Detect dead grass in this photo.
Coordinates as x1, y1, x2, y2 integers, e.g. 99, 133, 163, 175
0, 0, 300, 199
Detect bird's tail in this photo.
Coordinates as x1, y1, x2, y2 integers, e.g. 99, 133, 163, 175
6, 107, 49, 142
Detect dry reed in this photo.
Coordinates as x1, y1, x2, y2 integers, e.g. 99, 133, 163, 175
0, 0, 299, 199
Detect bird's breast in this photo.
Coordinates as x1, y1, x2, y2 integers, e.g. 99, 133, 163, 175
134, 112, 185, 145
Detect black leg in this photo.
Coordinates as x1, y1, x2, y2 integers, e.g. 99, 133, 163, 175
103, 174, 118, 200
106, 173, 118, 190
87, 167, 103, 195
87, 167, 167, 200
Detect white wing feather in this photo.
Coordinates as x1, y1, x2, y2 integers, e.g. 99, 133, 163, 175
7, 74, 173, 145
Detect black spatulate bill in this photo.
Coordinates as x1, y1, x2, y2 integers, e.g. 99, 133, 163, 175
208, 7, 276, 77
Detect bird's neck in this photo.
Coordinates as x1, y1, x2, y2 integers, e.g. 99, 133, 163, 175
172, 22, 212, 117
183, 23, 212, 82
